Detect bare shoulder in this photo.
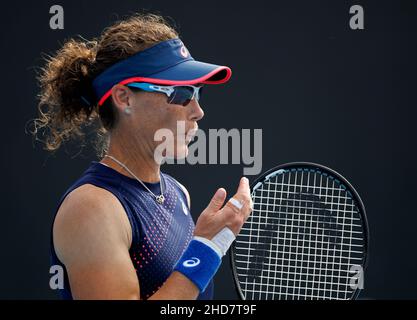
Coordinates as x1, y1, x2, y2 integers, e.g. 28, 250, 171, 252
53, 184, 132, 264
55, 184, 123, 227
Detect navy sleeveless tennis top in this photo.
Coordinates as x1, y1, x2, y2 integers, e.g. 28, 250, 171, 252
50, 161, 213, 300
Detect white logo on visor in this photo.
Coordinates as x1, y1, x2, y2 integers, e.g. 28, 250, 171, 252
183, 257, 200, 267
180, 45, 189, 58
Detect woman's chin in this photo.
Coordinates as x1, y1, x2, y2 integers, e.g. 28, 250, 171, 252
164, 145, 189, 161
175, 145, 189, 159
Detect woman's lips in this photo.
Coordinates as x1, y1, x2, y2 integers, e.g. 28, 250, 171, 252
185, 128, 198, 143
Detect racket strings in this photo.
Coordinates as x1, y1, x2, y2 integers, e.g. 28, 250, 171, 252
234, 169, 365, 300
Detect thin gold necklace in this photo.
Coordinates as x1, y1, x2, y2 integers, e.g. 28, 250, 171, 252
103, 155, 165, 204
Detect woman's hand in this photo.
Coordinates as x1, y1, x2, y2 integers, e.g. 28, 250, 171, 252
193, 177, 253, 239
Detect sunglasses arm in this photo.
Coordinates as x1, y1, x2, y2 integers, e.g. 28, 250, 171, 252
148, 85, 175, 97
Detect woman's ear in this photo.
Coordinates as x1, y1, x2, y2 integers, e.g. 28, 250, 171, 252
110, 84, 132, 109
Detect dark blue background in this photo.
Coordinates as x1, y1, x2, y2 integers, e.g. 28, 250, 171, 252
1, 0, 416, 299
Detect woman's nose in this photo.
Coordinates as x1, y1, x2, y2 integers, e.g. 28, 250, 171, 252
188, 100, 205, 121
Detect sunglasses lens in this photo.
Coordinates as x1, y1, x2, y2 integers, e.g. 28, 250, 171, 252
168, 86, 199, 106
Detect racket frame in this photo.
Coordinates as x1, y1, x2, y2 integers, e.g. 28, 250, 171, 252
230, 161, 369, 300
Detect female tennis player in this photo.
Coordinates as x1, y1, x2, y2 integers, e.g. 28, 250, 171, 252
33, 13, 252, 300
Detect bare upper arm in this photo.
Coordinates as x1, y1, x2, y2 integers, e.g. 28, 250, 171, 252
53, 184, 139, 299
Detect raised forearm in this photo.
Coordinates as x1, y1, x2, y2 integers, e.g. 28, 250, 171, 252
147, 271, 200, 300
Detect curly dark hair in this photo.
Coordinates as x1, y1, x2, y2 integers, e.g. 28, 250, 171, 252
29, 13, 178, 158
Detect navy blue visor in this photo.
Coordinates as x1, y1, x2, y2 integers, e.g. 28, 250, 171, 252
92, 38, 231, 106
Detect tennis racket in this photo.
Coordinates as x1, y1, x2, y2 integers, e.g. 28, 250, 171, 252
230, 162, 369, 300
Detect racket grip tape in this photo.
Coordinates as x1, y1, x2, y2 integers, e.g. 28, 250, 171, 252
173, 238, 222, 292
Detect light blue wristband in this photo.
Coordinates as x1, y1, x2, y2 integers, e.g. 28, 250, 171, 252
173, 238, 222, 292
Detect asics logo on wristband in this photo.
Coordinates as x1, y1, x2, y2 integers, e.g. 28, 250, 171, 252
183, 257, 200, 267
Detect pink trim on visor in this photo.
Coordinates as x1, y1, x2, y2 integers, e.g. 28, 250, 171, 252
98, 66, 232, 106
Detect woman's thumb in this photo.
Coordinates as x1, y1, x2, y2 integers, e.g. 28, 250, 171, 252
206, 188, 227, 212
